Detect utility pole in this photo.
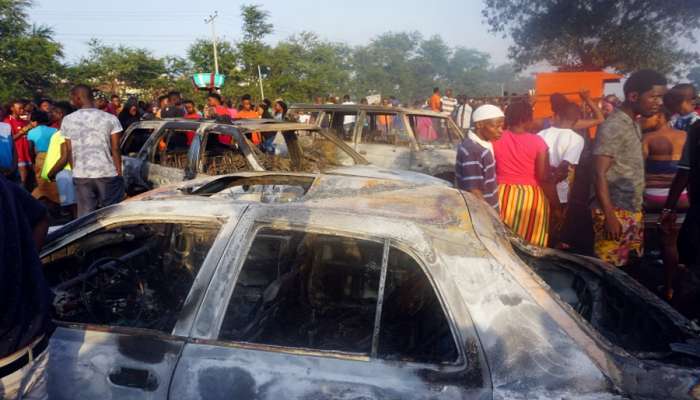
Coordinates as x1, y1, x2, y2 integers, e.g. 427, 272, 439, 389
257, 65, 265, 100
204, 11, 219, 76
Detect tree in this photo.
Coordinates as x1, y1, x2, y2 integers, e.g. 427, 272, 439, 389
689, 66, 700, 90
68, 40, 166, 95
238, 4, 274, 94
482, 0, 700, 74
266, 32, 351, 101
0, 0, 64, 102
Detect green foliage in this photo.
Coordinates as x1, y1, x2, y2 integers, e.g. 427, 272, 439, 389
689, 66, 700, 90
482, 0, 700, 74
67, 40, 167, 95
240, 4, 273, 43
0, 0, 63, 102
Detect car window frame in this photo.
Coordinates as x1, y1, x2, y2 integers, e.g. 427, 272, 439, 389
41, 216, 228, 338
406, 113, 463, 148
147, 122, 200, 164
210, 223, 466, 368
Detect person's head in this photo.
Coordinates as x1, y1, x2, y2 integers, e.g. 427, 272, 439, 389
274, 100, 288, 115
7, 100, 25, 117
207, 93, 222, 107
23, 101, 35, 115
381, 97, 390, 106
167, 91, 181, 106
155, 95, 168, 109
504, 100, 533, 130
664, 84, 697, 115
472, 104, 505, 141
69, 85, 94, 109
623, 69, 667, 117
557, 102, 581, 129
30, 109, 50, 127
127, 103, 139, 116
51, 101, 73, 124
343, 94, 350, 102
360, 97, 368, 105
183, 100, 196, 115
641, 107, 672, 132
38, 98, 52, 113
550, 93, 569, 116
95, 95, 108, 110
262, 98, 272, 109
110, 94, 121, 108
445, 89, 453, 98
433, 87, 440, 95
241, 94, 252, 111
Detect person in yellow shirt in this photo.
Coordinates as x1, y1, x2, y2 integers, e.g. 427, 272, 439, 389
42, 130, 75, 218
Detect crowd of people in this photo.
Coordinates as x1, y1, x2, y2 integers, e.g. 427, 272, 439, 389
454, 70, 700, 303
0, 88, 291, 222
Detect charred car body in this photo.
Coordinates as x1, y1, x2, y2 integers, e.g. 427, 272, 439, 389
288, 104, 463, 182
119, 118, 411, 195
42, 172, 700, 399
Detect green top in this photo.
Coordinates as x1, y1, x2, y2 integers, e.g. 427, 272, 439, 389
40, 131, 70, 180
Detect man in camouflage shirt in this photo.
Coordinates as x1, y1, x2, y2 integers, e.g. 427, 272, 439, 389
62, 85, 124, 217
592, 70, 667, 267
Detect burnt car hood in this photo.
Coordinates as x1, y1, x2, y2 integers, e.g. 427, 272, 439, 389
324, 165, 450, 186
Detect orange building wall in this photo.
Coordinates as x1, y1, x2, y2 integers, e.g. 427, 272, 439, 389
532, 71, 623, 120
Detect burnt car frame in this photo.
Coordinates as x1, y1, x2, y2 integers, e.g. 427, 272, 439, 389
119, 119, 369, 194
41, 172, 700, 399
288, 104, 464, 182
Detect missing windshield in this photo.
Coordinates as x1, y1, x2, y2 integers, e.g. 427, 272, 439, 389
189, 175, 315, 203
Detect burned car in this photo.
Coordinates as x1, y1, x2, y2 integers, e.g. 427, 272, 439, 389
120, 119, 375, 194
289, 104, 464, 182
42, 172, 700, 399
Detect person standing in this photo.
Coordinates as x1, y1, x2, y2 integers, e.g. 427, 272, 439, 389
183, 100, 201, 120
238, 94, 262, 144
4, 100, 32, 189
161, 91, 186, 118
0, 174, 52, 399
455, 96, 473, 131
27, 110, 59, 205
641, 108, 687, 300
429, 87, 442, 113
441, 89, 458, 118
493, 101, 555, 247
455, 104, 504, 208
109, 95, 123, 115
538, 102, 585, 246
0, 107, 17, 182
118, 101, 141, 131
205, 93, 237, 119
61, 84, 125, 217
592, 69, 667, 267
273, 100, 288, 121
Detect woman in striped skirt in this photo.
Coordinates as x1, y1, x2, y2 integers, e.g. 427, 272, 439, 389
493, 101, 557, 247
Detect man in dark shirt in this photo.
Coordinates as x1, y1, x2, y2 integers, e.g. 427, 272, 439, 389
161, 91, 186, 118
455, 104, 504, 209
0, 174, 52, 398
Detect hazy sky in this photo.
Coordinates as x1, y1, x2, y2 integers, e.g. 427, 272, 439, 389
32, 0, 513, 65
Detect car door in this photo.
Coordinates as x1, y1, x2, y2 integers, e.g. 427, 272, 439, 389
169, 216, 488, 399
144, 123, 199, 187
41, 213, 237, 399
120, 122, 161, 195
354, 111, 412, 170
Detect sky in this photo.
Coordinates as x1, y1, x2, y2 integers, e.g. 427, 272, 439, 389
31, 0, 513, 65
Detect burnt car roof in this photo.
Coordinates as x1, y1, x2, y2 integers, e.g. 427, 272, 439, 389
289, 103, 448, 118
154, 118, 319, 133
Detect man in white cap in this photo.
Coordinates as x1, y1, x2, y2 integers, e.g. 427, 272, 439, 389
455, 104, 505, 208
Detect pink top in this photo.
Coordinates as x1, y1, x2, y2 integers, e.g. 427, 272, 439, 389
493, 130, 548, 186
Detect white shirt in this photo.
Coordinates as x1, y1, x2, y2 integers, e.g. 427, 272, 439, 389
342, 101, 356, 125
456, 103, 473, 129
467, 130, 493, 155
537, 127, 585, 203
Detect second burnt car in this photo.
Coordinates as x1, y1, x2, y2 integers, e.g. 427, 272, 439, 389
120, 118, 428, 195
41, 172, 700, 399
288, 104, 464, 182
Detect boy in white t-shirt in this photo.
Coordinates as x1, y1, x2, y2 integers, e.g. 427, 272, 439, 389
538, 102, 585, 245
